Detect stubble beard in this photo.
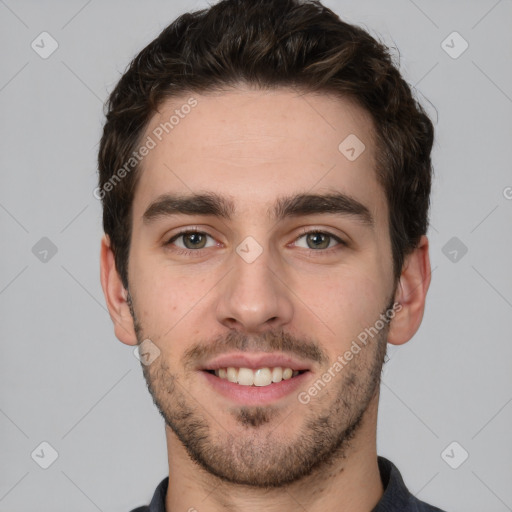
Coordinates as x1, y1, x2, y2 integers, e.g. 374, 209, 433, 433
128, 293, 391, 488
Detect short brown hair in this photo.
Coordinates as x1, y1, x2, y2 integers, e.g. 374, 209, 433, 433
98, 0, 434, 289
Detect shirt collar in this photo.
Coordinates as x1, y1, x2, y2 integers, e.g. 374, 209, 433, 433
143, 456, 436, 512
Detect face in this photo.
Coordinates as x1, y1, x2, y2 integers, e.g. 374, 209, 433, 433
126, 87, 397, 487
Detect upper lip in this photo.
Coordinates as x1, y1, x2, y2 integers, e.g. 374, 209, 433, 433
199, 352, 312, 372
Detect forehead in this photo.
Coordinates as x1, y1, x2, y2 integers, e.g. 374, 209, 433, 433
132, 87, 386, 225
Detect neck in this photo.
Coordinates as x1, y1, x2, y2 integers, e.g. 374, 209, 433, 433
164, 393, 384, 512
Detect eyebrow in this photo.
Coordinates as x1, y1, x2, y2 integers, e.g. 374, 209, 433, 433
142, 190, 374, 228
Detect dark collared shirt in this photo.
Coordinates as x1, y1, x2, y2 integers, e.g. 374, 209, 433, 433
130, 456, 447, 511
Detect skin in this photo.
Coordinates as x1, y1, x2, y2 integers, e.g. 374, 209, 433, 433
100, 86, 431, 512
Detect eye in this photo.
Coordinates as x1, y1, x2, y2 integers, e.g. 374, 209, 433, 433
293, 229, 345, 252
165, 228, 217, 253
163, 227, 346, 257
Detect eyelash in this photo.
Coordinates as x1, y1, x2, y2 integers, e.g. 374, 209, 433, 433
164, 227, 346, 257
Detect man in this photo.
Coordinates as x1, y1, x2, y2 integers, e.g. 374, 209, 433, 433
98, 0, 446, 510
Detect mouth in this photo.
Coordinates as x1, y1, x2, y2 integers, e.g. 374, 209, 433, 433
203, 367, 309, 387
200, 367, 312, 405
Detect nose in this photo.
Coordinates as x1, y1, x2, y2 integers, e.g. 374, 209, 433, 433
215, 243, 294, 333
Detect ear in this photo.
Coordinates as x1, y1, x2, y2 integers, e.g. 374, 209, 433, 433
99, 234, 138, 346
387, 235, 431, 346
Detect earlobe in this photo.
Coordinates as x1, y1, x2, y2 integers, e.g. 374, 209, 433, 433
387, 235, 431, 346
99, 234, 138, 346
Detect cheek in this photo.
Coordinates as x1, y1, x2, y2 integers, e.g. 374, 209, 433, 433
307, 267, 388, 338
144, 279, 196, 321
129, 253, 202, 331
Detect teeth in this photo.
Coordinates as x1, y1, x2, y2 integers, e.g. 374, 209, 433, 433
272, 367, 283, 382
282, 368, 293, 380
254, 368, 272, 386
227, 367, 238, 383
238, 368, 255, 386
213, 367, 301, 387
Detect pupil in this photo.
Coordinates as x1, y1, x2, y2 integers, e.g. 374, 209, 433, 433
309, 233, 327, 249
186, 233, 204, 248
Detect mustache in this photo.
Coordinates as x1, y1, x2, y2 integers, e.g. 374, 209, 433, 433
182, 329, 329, 371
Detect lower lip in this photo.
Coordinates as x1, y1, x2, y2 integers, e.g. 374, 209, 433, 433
200, 370, 311, 405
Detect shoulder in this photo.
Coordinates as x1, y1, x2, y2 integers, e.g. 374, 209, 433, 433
374, 456, 448, 512
128, 476, 169, 512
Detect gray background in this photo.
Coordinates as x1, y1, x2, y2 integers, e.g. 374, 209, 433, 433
1, 0, 511, 511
